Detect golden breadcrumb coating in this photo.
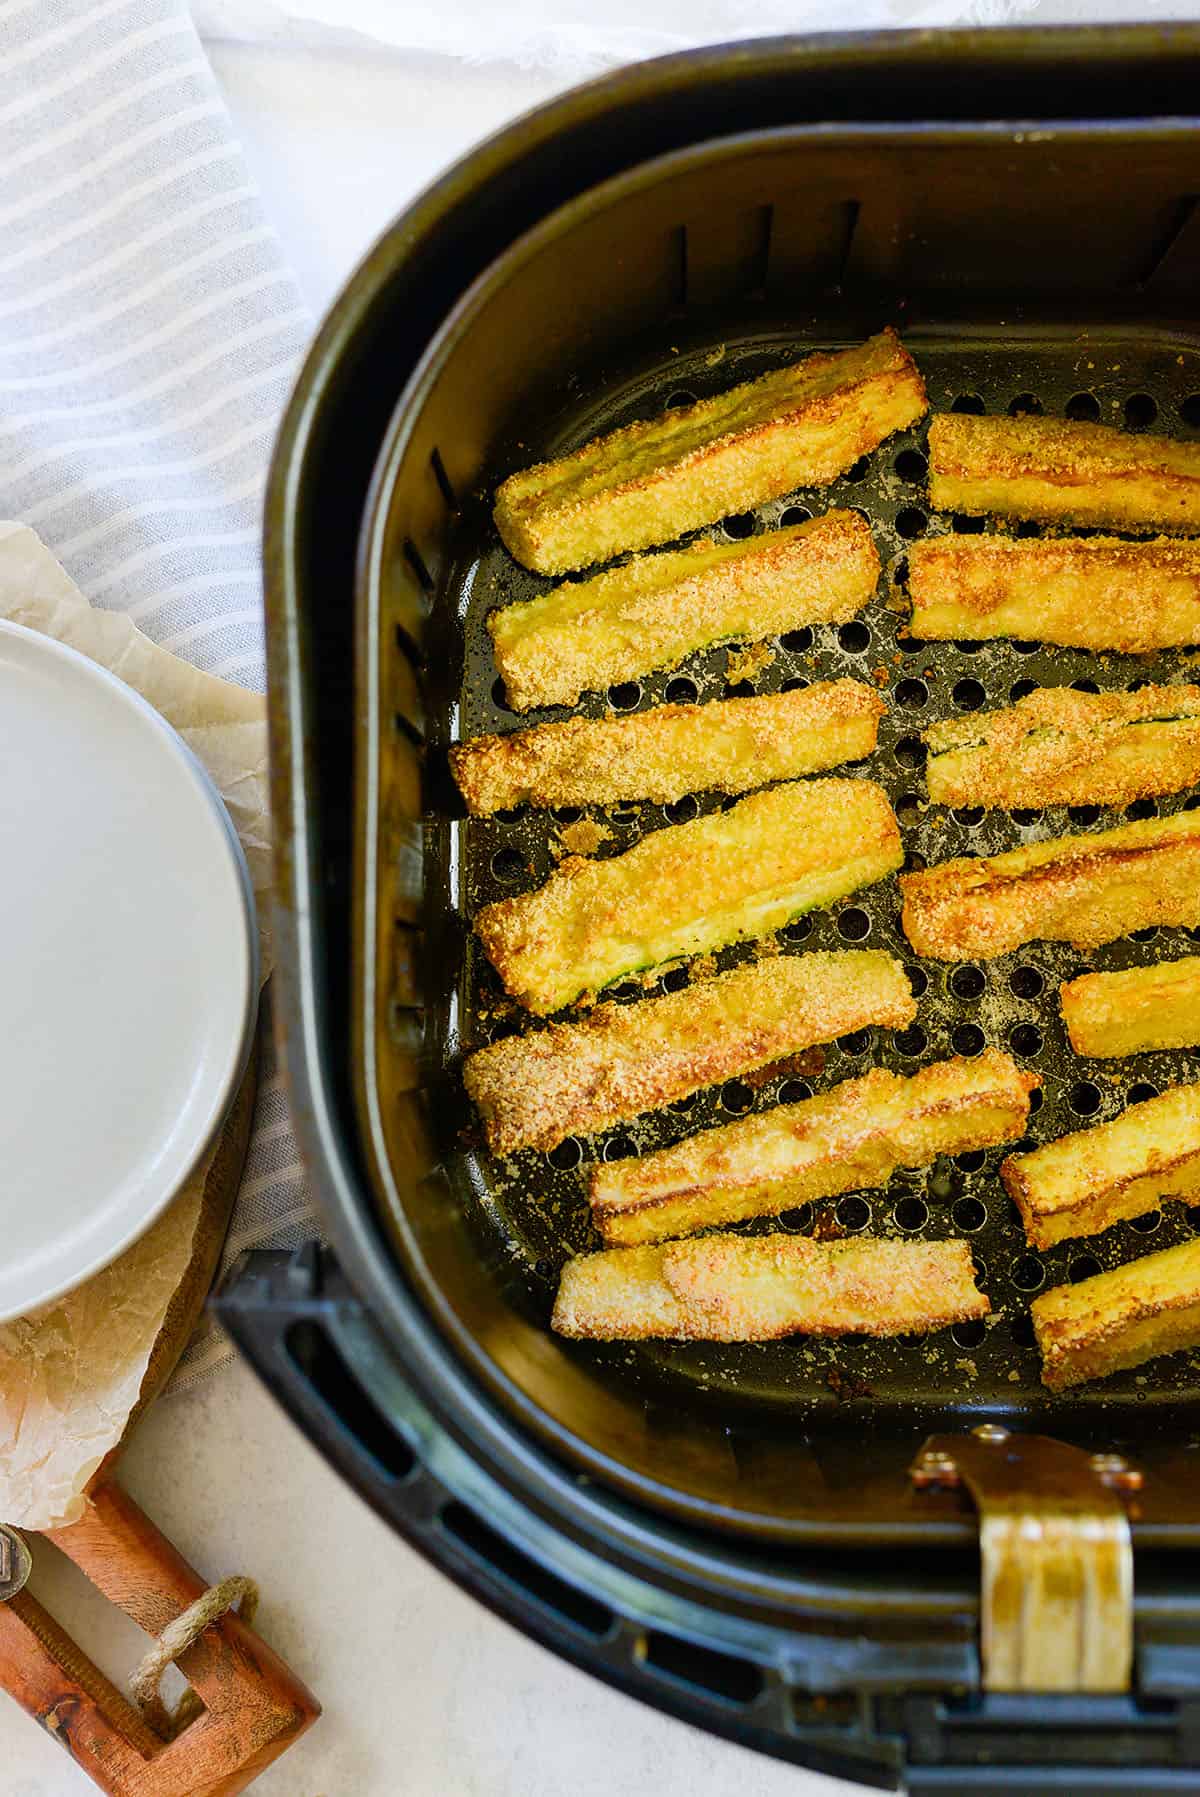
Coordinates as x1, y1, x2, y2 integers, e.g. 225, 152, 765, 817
494, 328, 927, 573
452, 679, 884, 814
1061, 957, 1200, 1058
1033, 1237, 1200, 1390
906, 532, 1200, 652
928, 412, 1200, 533
924, 684, 1200, 809
463, 950, 915, 1154
1002, 1082, 1200, 1249
488, 510, 879, 711
900, 810, 1200, 961
552, 1233, 988, 1342
589, 1050, 1036, 1246
475, 777, 902, 1015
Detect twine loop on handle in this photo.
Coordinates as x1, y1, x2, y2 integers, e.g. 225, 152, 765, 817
130, 1575, 260, 1740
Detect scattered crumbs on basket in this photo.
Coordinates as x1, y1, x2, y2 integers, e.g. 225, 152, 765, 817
555, 817, 612, 858
872, 665, 891, 688
689, 952, 719, 979
1008, 1368, 1021, 1382
827, 1366, 874, 1402
724, 639, 775, 683
955, 1359, 978, 1379
704, 343, 727, 368
753, 936, 782, 959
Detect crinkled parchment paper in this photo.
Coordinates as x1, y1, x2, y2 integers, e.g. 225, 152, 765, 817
0, 523, 272, 1529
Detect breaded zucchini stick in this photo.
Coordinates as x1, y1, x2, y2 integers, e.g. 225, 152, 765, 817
453, 680, 883, 815
489, 511, 878, 712
924, 684, 1200, 810
494, 328, 927, 574
927, 412, 1200, 533
589, 1050, 1035, 1246
1002, 1083, 1200, 1249
475, 777, 902, 1015
1033, 1238, 1200, 1390
553, 1233, 988, 1342
1061, 957, 1200, 1058
464, 950, 916, 1155
906, 533, 1200, 652
900, 810, 1200, 961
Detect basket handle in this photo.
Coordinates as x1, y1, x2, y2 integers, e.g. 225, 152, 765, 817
0, 1477, 319, 1796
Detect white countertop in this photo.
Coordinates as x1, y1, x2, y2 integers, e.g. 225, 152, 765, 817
3, 39, 857, 1797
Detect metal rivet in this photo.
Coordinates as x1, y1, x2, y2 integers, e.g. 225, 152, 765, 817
973, 1423, 1010, 1443
0, 1524, 32, 1602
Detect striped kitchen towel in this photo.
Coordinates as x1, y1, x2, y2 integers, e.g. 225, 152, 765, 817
1, 0, 316, 1383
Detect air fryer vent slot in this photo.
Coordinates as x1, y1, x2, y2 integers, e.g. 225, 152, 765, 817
640, 1629, 765, 1706
439, 1500, 614, 1640
285, 1320, 418, 1482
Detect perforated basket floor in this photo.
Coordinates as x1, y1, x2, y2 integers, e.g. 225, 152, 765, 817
444, 329, 1200, 1425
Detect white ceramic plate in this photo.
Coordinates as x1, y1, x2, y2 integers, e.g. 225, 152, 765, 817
0, 621, 256, 1321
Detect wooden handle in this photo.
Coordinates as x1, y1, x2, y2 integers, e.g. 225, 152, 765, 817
0, 1478, 319, 1796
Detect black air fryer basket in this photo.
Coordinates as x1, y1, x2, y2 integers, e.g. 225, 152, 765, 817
218, 28, 1200, 1792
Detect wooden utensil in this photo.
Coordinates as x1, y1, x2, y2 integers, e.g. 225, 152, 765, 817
0, 1045, 321, 1794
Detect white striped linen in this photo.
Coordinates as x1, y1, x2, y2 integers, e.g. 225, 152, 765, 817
1, 0, 317, 1383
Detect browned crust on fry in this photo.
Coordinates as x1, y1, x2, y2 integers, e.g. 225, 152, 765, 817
1061, 956, 1200, 1058
927, 412, 1200, 534
463, 950, 915, 1154
924, 684, 1200, 809
475, 777, 902, 1015
907, 531, 1200, 653
900, 810, 1200, 961
552, 1233, 988, 1342
1001, 1082, 1200, 1249
588, 1050, 1037, 1246
488, 510, 879, 712
451, 680, 884, 814
1032, 1237, 1200, 1389
495, 328, 927, 573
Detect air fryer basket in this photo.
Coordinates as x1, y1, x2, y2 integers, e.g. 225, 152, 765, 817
358, 117, 1200, 1539
231, 29, 1200, 1789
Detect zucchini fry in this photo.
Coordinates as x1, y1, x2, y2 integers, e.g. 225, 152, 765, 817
927, 412, 1200, 533
900, 810, 1200, 961
552, 1233, 988, 1342
475, 777, 902, 1015
489, 510, 878, 712
906, 533, 1200, 652
453, 680, 884, 815
1033, 1238, 1200, 1390
1061, 957, 1200, 1058
589, 1050, 1035, 1246
924, 685, 1200, 810
1002, 1082, 1200, 1249
464, 950, 916, 1155
495, 328, 927, 574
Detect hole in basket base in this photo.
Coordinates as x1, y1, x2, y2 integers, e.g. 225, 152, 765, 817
548, 1138, 582, 1171
1124, 393, 1158, 431
1010, 967, 1044, 1002
778, 1079, 812, 1106
951, 965, 985, 1000
1011, 1255, 1046, 1293
1070, 1255, 1102, 1283
665, 676, 698, 704
894, 1195, 928, 1232
780, 505, 811, 527
837, 908, 871, 942
836, 1194, 871, 1231
951, 1319, 986, 1349
1070, 1081, 1103, 1117
721, 1079, 754, 1114
1066, 391, 1101, 422
1130, 1210, 1163, 1235
953, 1196, 987, 1232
